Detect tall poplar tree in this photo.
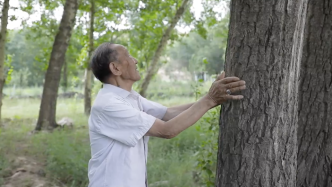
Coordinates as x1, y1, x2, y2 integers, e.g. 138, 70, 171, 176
36, 0, 79, 130
216, 0, 308, 186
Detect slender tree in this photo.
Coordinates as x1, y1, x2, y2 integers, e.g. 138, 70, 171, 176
62, 59, 68, 92
216, 0, 307, 186
0, 0, 9, 125
84, 0, 94, 115
35, 0, 78, 130
297, 0, 332, 186
139, 0, 190, 97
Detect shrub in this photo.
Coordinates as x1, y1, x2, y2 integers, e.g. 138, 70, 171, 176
193, 106, 220, 186
32, 130, 90, 187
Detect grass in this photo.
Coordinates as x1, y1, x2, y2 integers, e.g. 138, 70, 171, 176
0, 80, 218, 187
3, 86, 82, 97
0, 152, 9, 186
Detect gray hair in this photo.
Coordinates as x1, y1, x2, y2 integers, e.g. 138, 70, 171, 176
90, 42, 118, 83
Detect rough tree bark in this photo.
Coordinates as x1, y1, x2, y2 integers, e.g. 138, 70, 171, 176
84, 0, 94, 115
0, 0, 9, 126
35, 0, 78, 130
216, 0, 307, 186
62, 60, 68, 92
139, 0, 190, 97
297, 0, 332, 186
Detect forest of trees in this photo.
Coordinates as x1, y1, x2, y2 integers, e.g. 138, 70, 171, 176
0, 0, 331, 186
2, 0, 227, 110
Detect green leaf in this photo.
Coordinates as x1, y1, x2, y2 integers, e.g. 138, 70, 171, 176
206, 168, 213, 176
203, 58, 209, 64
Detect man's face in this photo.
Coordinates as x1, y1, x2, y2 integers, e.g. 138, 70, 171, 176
112, 44, 141, 82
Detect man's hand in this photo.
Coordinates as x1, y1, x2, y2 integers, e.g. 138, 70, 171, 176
207, 71, 246, 106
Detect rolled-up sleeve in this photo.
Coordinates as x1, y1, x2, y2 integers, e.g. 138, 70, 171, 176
96, 99, 156, 147
140, 96, 167, 119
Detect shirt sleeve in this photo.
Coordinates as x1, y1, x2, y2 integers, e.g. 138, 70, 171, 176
96, 98, 156, 147
140, 96, 167, 119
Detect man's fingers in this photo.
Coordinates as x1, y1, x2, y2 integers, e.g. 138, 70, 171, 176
216, 71, 225, 81
225, 95, 244, 100
220, 77, 240, 84
225, 80, 246, 89
209, 73, 246, 103
229, 85, 246, 93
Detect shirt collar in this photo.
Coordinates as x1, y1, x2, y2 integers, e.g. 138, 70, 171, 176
102, 84, 138, 98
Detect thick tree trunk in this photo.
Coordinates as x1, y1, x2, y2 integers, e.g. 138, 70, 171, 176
0, 0, 9, 126
35, 0, 78, 131
139, 0, 190, 97
216, 1, 307, 186
297, 1, 332, 186
84, 0, 94, 115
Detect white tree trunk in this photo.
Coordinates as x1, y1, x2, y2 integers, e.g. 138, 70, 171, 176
84, 0, 95, 115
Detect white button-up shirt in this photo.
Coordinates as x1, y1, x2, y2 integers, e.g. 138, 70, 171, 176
88, 84, 167, 187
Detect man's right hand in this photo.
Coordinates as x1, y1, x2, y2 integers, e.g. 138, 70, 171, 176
207, 71, 246, 106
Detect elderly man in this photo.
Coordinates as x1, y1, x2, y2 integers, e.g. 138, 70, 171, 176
87, 42, 246, 187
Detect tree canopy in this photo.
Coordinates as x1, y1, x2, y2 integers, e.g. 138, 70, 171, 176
3, 0, 229, 91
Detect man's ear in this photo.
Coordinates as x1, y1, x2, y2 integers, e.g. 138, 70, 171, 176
109, 62, 122, 76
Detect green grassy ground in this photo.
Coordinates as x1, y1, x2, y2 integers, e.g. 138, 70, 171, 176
0, 81, 218, 187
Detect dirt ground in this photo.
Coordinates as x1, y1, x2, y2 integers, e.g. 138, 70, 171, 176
0, 118, 77, 187
2, 156, 60, 187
